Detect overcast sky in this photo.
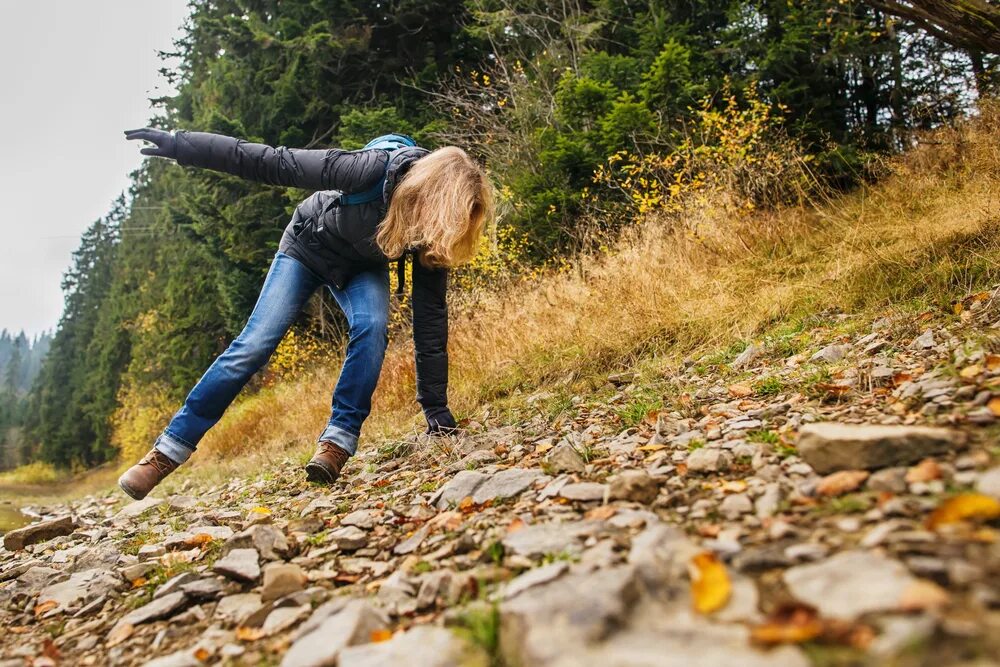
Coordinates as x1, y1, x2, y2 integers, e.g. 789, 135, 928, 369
0, 0, 190, 337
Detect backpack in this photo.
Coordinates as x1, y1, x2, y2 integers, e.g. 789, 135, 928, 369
337, 133, 418, 205
339, 133, 419, 295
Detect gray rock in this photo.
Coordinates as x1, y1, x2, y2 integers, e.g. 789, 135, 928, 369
341, 509, 380, 530
797, 423, 961, 474
975, 467, 1000, 499
558, 483, 607, 502
544, 441, 586, 473
628, 524, 700, 583
754, 483, 781, 519
784, 550, 916, 618
685, 448, 732, 473
503, 562, 569, 600
281, 599, 390, 667
3, 515, 75, 551
261, 563, 307, 602
472, 468, 547, 505
393, 524, 429, 555
867, 467, 908, 493
37, 568, 122, 614
720, 493, 753, 520
339, 625, 488, 667
112, 591, 188, 633
731, 343, 764, 370
225, 524, 289, 560
910, 329, 936, 350
212, 548, 260, 583
431, 470, 486, 508
153, 571, 199, 599
214, 593, 262, 624
180, 577, 225, 600
811, 344, 850, 364
143, 650, 201, 667
114, 497, 165, 521
608, 470, 659, 504
502, 522, 600, 559
330, 525, 369, 551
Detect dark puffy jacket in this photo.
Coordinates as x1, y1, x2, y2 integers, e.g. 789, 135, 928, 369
173, 131, 449, 412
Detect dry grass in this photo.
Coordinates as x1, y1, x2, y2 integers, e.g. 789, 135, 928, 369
183, 104, 1000, 481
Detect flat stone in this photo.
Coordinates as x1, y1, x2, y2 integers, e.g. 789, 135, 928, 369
114, 497, 165, 521
976, 467, 1000, 499
868, 467, 908, 493
558, 483, 607, 502
544, 441, 586, 473
431, 470, 486, 508
330, 525, 369, 551
784, 550, 917, 618
910, 329, 936, 350
341, 509, 380, 530
685, 448, 732, 473
811, 344, 851, 364
393, 524, 430, 555
339, 625, 489, 667
3, 515, 75, 551
731, 343, 764, 370
504, 562, 569, 600
608, 470, 659, 504
281, 599, 390, 667
720, 493, 753, 520
37, 568, 122, 614
502, 522, 600, 559
153, 571, 199, 599
180, 577, 225, 600
212, 548, 260, 583
262, 563, 307, 602
472, 468, 547, 505
112, 591, 188, 633
215, 593, 263, 624
225, 524, 289, 560
797, 423, 961, 474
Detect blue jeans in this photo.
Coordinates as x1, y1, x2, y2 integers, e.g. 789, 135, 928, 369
153, 251, 390, 465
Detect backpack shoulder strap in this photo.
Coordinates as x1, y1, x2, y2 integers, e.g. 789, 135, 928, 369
339, 134, 418, 206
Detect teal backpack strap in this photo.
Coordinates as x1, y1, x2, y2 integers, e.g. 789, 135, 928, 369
339, 134, 418, 206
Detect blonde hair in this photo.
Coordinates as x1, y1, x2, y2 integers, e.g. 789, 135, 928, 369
377, 146, 494, 269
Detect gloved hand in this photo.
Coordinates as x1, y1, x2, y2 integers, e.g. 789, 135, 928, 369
125, 127, 177, 159
425, 406, 457, 435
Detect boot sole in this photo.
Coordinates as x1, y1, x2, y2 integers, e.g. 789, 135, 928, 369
118, 477, 146, 501
305, 461, 338, 484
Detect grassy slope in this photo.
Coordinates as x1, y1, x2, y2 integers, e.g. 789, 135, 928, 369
3, 106, 998, 499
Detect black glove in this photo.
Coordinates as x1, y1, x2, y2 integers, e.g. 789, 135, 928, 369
125, 127, 177, 159
425, 406, 457, 435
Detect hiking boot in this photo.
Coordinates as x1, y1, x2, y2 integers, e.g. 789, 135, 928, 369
305, 441, 351, 484
118, 448, 179, 501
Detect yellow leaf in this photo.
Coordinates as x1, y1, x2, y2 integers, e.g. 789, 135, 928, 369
750, 604, 823, 646
988, 397, 1000, 417
131, 577, 148, 588
370, 629, 393, 643
235, 626, 266, 642
637, 444, 667, 452
926, 493, 1000, 530
689, 552, 731, 614
985, 354, 1000, 371
535, 442, 554, 454
249, 506, 271, 516
959, 364, 982, 380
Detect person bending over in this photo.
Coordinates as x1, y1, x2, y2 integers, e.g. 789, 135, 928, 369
118, 128, 493, 500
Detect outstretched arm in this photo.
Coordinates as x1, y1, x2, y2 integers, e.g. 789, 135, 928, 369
124, 127, 386, 193
411, 256, 455, 434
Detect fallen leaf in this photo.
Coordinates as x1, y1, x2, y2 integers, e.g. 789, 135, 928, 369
816, 470, 869, 497
926, 493, 1000, 530
428, 511, 463, 531
750, 604, 823, 645
898, 579, 950, 611
637, 444, 667, 452
986, 354, 1000, 371
506, 518, 526, 533
193, 647, 211, 662
892, 372, 913, 386
689, 552, 731, 614
184, 533, 215, 548
33, 600, 58, 618
720, 479, 748, 494
235, 626, 266, 642
905, 459, 941, 483
727, 384, 753, 398
814, 382, 851, 397
535, 442, 554, 454
953, 302, 964, 315
585, 505, 617, 520
987, 396, 1000, 417
131, 577, 148, 588
41, 639, 61, 661
697, 524, 721, 538
960, 364, 983, 380
370, 629, 393, 643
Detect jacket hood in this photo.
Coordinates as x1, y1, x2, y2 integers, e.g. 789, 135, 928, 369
383, 146, 430, 204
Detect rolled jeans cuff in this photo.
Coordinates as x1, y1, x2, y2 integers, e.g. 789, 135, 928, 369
154, 431, 195, 465
318, 423, 359, 456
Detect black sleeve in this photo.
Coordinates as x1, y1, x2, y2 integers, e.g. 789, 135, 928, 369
173, 130, 386, 193
411, 257, 449, 410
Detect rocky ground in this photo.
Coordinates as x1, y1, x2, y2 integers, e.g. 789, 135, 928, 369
3, 290, 1000, 667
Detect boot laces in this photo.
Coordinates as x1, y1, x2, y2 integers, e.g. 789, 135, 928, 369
142, 450, 176, 475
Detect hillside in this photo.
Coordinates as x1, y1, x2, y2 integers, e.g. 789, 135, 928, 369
1, 111, 999, 666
